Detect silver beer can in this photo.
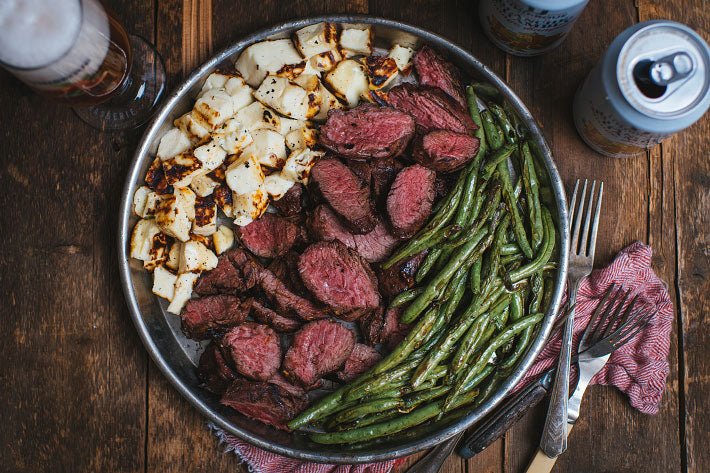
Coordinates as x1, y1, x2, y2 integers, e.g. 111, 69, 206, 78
479, 0, 589, 56
573, 20, 710, 157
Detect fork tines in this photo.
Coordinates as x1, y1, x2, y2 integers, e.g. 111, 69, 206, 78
569, 179, 604, 259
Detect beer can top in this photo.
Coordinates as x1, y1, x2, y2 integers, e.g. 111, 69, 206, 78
616, 21, 710, 121
521, 0, 588, 10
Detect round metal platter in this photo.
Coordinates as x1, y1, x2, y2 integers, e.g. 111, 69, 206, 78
118, 15, 569, 464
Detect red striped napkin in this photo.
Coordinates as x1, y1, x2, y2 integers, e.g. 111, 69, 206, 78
516, 241, 674, 414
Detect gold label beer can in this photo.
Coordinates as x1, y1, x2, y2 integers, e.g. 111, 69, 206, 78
479, 0, 589, 56
573, 20, 710, 157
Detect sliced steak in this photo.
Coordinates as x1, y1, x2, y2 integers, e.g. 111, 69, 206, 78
194, 248, 258, 296
310, 157, 376, 234
434, 173, 455, 200
221, 322, 282, 381
197, 342, 239, 395
387, 164, 436, 238
347, 160, 372, 185
308, 205, 398, 263
319, 103, 415, 159
387, 83, 476, 134
413, 130, 480, 172
371, 157, 403, 205
220, 379, 308, 431
257, 265, 328, 321
267, 372, 307, 398
298, 241, 381, 315
282, 319, 356, 388
377, 250, 428, 299
237, 212, 304, 258
336, 344, 383, 382
270, 182, 304, 218
181, 294, 251, 339
382, 306, 413, 350
250, 299, 301, 332
359, 305, 386, 346
267, 251, 309, 296
413, 45, 467, 108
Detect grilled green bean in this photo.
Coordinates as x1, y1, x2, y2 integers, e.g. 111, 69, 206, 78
401, 226, 489, 324
508, 207, 555, 283
471, 82, 501, 99
329, 398, 403, 428
522, 141, 544, 250
499, 274, 543, 371
389, 287, 425, 309
497, 159, 533, 259
462, 365, 496, 392
481, 109, 505, 151
502, 100, 526, 139
416, 248, 442, 282
310, 390, 480, 444
501, 243, 521, 255
470, 257, 482, 293
481, 144, 516, 181
488, 102, 517, 145
443, 312, 544, 411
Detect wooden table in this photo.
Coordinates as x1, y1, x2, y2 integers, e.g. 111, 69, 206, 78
1, 1, 707, 472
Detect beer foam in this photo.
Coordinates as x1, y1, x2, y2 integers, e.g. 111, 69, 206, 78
0, 0, 82, 69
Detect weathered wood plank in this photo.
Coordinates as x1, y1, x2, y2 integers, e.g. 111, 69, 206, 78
0, 1, 153, 471
637, 2, 710, 472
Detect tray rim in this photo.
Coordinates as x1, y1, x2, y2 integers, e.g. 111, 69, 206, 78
117, 14, 569, 464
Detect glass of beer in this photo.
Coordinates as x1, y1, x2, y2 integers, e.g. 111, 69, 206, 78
0, 0, 166, 130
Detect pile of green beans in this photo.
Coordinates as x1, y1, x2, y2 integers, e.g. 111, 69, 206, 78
287, 84, 558, 445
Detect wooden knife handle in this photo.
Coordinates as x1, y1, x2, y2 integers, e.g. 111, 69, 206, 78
459, 383, 548, 458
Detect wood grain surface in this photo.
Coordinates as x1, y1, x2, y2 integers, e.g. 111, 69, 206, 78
0, 1, 706, 472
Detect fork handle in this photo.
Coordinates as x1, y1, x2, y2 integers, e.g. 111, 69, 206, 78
525, 423, 575, 473
539, 289, 577, 457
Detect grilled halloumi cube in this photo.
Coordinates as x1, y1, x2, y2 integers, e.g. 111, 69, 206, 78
235, 38, 305, 87
133, 186, 151, 217
161, 151, 203, 188
225, 153, 265, 195
293, 22, 339, 57
189, 171, 219, 197
192, 196, 217, 236
174, 112, 210, 143
213, 118, 253, 155
292, 73, 342, 121
325, 59, 369, 107
166, 272, 200, 314
200, 72, 232, 93
157, 128, 192, 161
254, 75, 320, 120
194, 139, 227, 172
179, 239, 218, 273
139, 191, 166, 218
152, 265, 177, 300
285, 126, 319, 151
234, 101, 306, 135
130, 218, 161, 262
143, 232, 172, 271
242, 129, 287, 169
154, 188, 196, 242
281, 148, 324, 184
165, 240, 182, 270
213, 225, 235, 255
339, 25, 372, 58
388, 44, 415, 74
189, 233, 215, 251
193, 88, 235, 130
232, 185, 269, 226
365, 55, 399, 89
264, 172, 295, 200
224, 75, 255, 111
214, 184, 234, 218
308, 50, 341, 73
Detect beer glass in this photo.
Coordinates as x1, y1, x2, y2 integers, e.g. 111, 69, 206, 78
0, 0, 166, 130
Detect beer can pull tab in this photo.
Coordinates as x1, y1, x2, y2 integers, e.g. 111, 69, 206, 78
649, 52, 694, 86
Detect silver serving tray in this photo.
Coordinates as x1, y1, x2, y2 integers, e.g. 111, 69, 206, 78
118, 15, 569, 464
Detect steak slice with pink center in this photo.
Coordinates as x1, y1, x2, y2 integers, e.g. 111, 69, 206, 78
387, 164, 436, 238
412, 129, 480, 172
309, 157, 377, 234
413, 45, 467, 108
221, 322, 282, 381
282, 319, 356, 388
298, 240, 381, 314
319, 103, 415, 159
220, 379, 308, 431
336, 343, 383, 382
308, 205, 398, 263
181, 294, 251, 339
387, 83, 476, 134
237, 212, 304, 259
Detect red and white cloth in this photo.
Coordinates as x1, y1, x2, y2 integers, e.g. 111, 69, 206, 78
515, 241, 674, 414
210, 241, 673, 471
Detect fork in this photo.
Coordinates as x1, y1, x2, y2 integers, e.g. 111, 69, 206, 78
540, 179, 603, 458
524, 284, 656, 472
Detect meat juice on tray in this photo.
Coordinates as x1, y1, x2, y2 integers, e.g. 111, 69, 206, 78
128, 21, 489, 432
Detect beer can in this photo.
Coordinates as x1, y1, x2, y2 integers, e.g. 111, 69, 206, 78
478, 0, 589, 56
573, 20, 710, 157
